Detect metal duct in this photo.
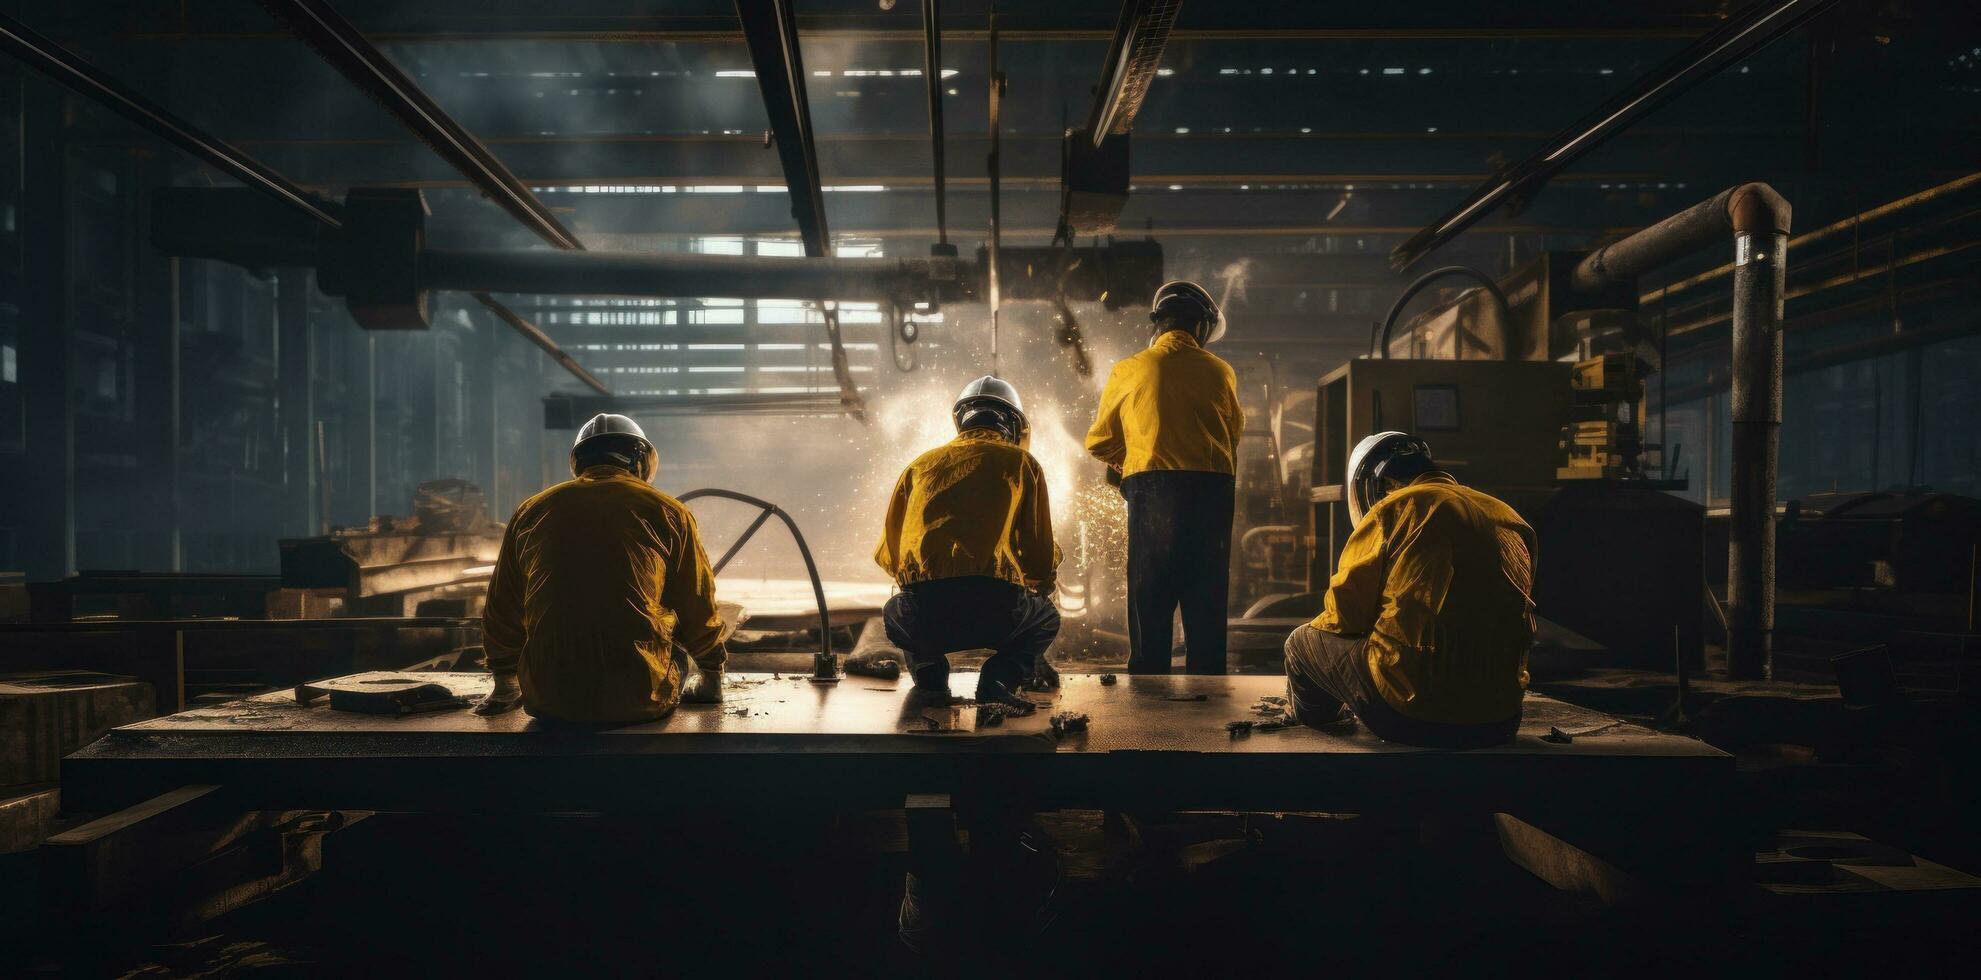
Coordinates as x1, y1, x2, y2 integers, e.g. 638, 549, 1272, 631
421, 248, 939, 301
1574, 183, 1792, 679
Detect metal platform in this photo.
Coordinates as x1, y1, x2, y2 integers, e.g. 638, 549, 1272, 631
63, 670, 1722, 804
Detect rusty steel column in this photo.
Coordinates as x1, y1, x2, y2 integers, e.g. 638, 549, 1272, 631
1727, 191, 1791, 679
1574, 183, 1791, 679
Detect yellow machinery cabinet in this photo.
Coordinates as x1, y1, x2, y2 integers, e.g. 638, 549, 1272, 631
1307, 358, 1571, 586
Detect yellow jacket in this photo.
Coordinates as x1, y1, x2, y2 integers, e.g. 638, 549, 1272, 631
1313, 472, 1536, 725
484, 466, 725, 723
1084, 330, 1244, 477
875, 429, 1061, 590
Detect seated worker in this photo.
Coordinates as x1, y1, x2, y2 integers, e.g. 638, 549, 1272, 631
1283, 432, 1536, 748
1084, 280, 1244, 675
477, 413, 726, 722
875, 377, 1061, 712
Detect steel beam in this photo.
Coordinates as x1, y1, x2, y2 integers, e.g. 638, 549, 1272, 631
732, 0, 862, 416
423, 248, 943, 302
1389, 0, 1839, 271
734, 0, 831, 255
1083, 0, 1181, 146
922, 0, 948, 247
0, 12, 341, 229
256, 0, 582, 252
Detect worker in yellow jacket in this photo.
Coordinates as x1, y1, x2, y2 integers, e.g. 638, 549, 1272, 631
478, 413, 727, 723
1085, 280, 1244, 674
1285, 432, 1535, 747
876, 377, 1061, 711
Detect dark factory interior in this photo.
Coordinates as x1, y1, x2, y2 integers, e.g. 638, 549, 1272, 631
2, 1, 1979, 976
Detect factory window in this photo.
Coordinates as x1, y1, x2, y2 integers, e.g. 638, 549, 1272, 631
687, 309, 746, 325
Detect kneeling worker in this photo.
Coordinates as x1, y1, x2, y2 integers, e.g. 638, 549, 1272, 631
478, 413, 726, 722
876, 377, 1061, 711
1284, 432, 1535, 748
1084, 280, 1244, 674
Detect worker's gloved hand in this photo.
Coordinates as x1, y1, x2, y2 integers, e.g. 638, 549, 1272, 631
474, 672, 523, 716
681, 667, 725, 705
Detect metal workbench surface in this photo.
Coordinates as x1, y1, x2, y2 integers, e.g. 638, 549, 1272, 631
64, 671, 1732, 822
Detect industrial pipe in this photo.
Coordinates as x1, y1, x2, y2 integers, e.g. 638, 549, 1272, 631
1574, 183, 1791, 679
678, 488, 837, 679
1374, 265, 1513, 359
421, 248, 940, 302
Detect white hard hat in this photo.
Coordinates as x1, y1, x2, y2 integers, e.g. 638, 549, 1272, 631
952, 376, 1029, 440
1149, 279, 1225, 345
1345, 431, 1435, 524
571, 413, 655, 478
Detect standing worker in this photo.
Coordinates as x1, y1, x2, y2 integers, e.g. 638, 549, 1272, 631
1085, 280, 1244, 674
477, 414, 727, 722
876, 377, 1062, 711
1283, 432, 1535, 747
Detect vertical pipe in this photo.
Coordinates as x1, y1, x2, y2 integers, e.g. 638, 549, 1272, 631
1726, 229, 1787, 679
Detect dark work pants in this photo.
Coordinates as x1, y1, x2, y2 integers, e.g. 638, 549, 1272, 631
883, 577, 1060, 691
1123, 470, 1234, 675
1283, 625, 1520, 749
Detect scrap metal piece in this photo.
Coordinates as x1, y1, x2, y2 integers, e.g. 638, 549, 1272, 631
1099, 673, 1118, 686
1049, 711, 1090, 737
1226, 719, 1255, 738
844, 657, 901, 681
1543, 726, 1575, 744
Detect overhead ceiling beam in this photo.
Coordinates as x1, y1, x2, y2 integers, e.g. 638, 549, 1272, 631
256, 0, 585, 252
921, 0, 948, 248
734, 0, 831, 256
1083, 0, 1180, 147
0, 13, 341, 229
1388, 0, 1841, 272
254, 0, 614, 394
114, 27, 1715, 44
1057, 0, 1180, 238
731, 0, 862, 418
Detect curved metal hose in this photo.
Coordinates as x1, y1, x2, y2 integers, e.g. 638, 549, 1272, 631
678, 488, 834, 664
1374, 265, 1512, 359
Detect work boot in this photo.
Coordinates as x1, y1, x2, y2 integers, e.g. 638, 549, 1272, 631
1022, 657, 1061, 691
904, 684, 960, 710
974, 676, 1040, 715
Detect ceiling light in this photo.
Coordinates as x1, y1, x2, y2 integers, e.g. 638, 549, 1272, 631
716, 70, 755, 78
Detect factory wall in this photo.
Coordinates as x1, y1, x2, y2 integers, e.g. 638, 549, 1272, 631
0, 80, 555, 580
